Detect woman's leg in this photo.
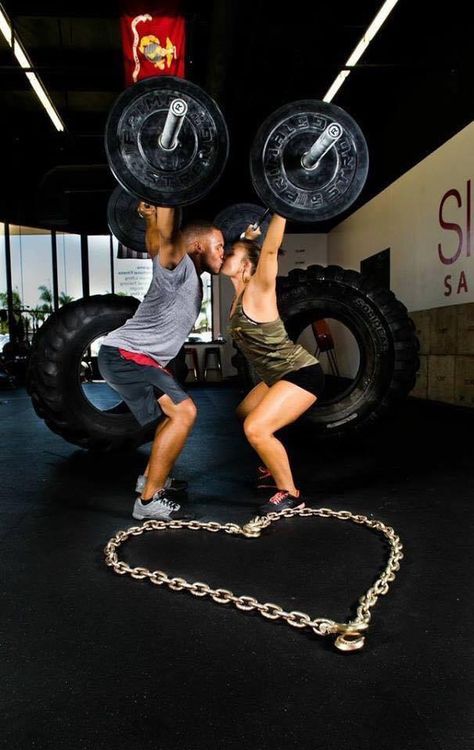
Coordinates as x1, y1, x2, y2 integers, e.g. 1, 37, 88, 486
236, 381, 273, 484
236, 381, 269, 421
243, 381, 317, 495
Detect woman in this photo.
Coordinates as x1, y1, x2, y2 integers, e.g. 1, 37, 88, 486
221, 214, 324, 514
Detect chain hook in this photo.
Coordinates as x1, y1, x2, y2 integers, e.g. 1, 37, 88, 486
334, 632, 365, 652
333, 621, 368, 652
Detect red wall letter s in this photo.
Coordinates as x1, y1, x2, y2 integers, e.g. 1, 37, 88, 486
438, 189, 463, 265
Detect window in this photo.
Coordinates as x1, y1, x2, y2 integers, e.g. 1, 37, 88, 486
56, 233, 82, 305
0, 224, 8, 348
9, 225, 53, 341
0, 224, 5, 298
89, 235, 112, 296
187, 272, 212, 342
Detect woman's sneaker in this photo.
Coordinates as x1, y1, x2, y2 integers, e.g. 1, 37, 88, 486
132, 489, 193, 520
135, 474, 188, 494
258, 490, 306, 515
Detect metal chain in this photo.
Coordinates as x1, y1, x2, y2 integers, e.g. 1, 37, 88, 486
104, 507, 403, 652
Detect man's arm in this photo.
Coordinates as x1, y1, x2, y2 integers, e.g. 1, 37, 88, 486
252, 214, 286, 290
138, 202, 160, 259
156, 207, 184, 268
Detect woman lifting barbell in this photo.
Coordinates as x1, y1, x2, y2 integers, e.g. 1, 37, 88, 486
221, 214, 325, 514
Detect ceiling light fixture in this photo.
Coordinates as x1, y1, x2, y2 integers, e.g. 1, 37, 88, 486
0, 3, 64, 131
324, 0, 400, 102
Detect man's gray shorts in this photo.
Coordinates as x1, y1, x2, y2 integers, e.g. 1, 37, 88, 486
98, 345, 189, 426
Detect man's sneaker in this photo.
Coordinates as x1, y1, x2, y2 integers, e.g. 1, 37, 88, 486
135, 474, 188, 494
132, 489, 193, 520
258, 490, 306, 515
255, 465, 277, 491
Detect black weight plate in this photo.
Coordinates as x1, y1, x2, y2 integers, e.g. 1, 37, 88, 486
108, 185, 183, 254
214, 202, 271, 250
250, 100, 368, 223
105, 76, 229, 207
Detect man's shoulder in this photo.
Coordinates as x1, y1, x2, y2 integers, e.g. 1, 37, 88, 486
151, 252, 201, 288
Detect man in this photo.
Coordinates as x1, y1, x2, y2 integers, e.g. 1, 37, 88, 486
99, 203, 224, 520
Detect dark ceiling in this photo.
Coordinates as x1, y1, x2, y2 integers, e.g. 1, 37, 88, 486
0, 0, 473, 235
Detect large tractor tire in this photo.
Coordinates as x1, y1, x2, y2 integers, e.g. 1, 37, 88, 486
234, 264, 419, 440
27, 294, 187, 451
279, 265, 418, 439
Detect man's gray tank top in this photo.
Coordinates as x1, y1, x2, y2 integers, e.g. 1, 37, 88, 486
102, 253, 202, 366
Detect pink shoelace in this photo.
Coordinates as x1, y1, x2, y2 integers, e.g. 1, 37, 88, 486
269, 490, 290, 505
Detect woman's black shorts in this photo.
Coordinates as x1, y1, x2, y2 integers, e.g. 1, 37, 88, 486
279, 363, 325, 399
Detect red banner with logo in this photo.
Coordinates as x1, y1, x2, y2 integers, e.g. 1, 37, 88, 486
120, 1, 185, 85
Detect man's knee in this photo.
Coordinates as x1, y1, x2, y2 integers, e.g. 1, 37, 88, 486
173, 397, 197, 426
158, 394, 196, 424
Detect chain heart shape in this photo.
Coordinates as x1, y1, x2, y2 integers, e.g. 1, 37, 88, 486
104, 506, 403, 652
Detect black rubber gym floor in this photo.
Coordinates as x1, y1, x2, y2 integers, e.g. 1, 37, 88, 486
1, 385, 473, 750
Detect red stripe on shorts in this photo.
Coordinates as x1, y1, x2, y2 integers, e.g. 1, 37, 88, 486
118, 349, 172, 375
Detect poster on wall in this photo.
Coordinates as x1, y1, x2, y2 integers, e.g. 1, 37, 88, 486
114, 257, 153, 300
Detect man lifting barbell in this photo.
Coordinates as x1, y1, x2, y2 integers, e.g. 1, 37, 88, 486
99, 203, 225, 521
101, 75, 230, 520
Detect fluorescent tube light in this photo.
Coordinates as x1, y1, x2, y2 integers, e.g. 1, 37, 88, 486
0, 4, 65, 131
324, 0, 399, 102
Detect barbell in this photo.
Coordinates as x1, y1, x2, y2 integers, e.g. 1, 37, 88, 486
105, 76, 368, 224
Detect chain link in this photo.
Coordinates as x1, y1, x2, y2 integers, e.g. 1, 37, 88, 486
103, 507, 403, 652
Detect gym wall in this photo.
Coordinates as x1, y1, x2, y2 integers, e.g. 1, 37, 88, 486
328, 122, 474, 310
327, 121, 474, 406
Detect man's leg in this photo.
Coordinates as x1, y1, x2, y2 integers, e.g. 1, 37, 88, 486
141, 416, 169, 479
142, 395, 197, 500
